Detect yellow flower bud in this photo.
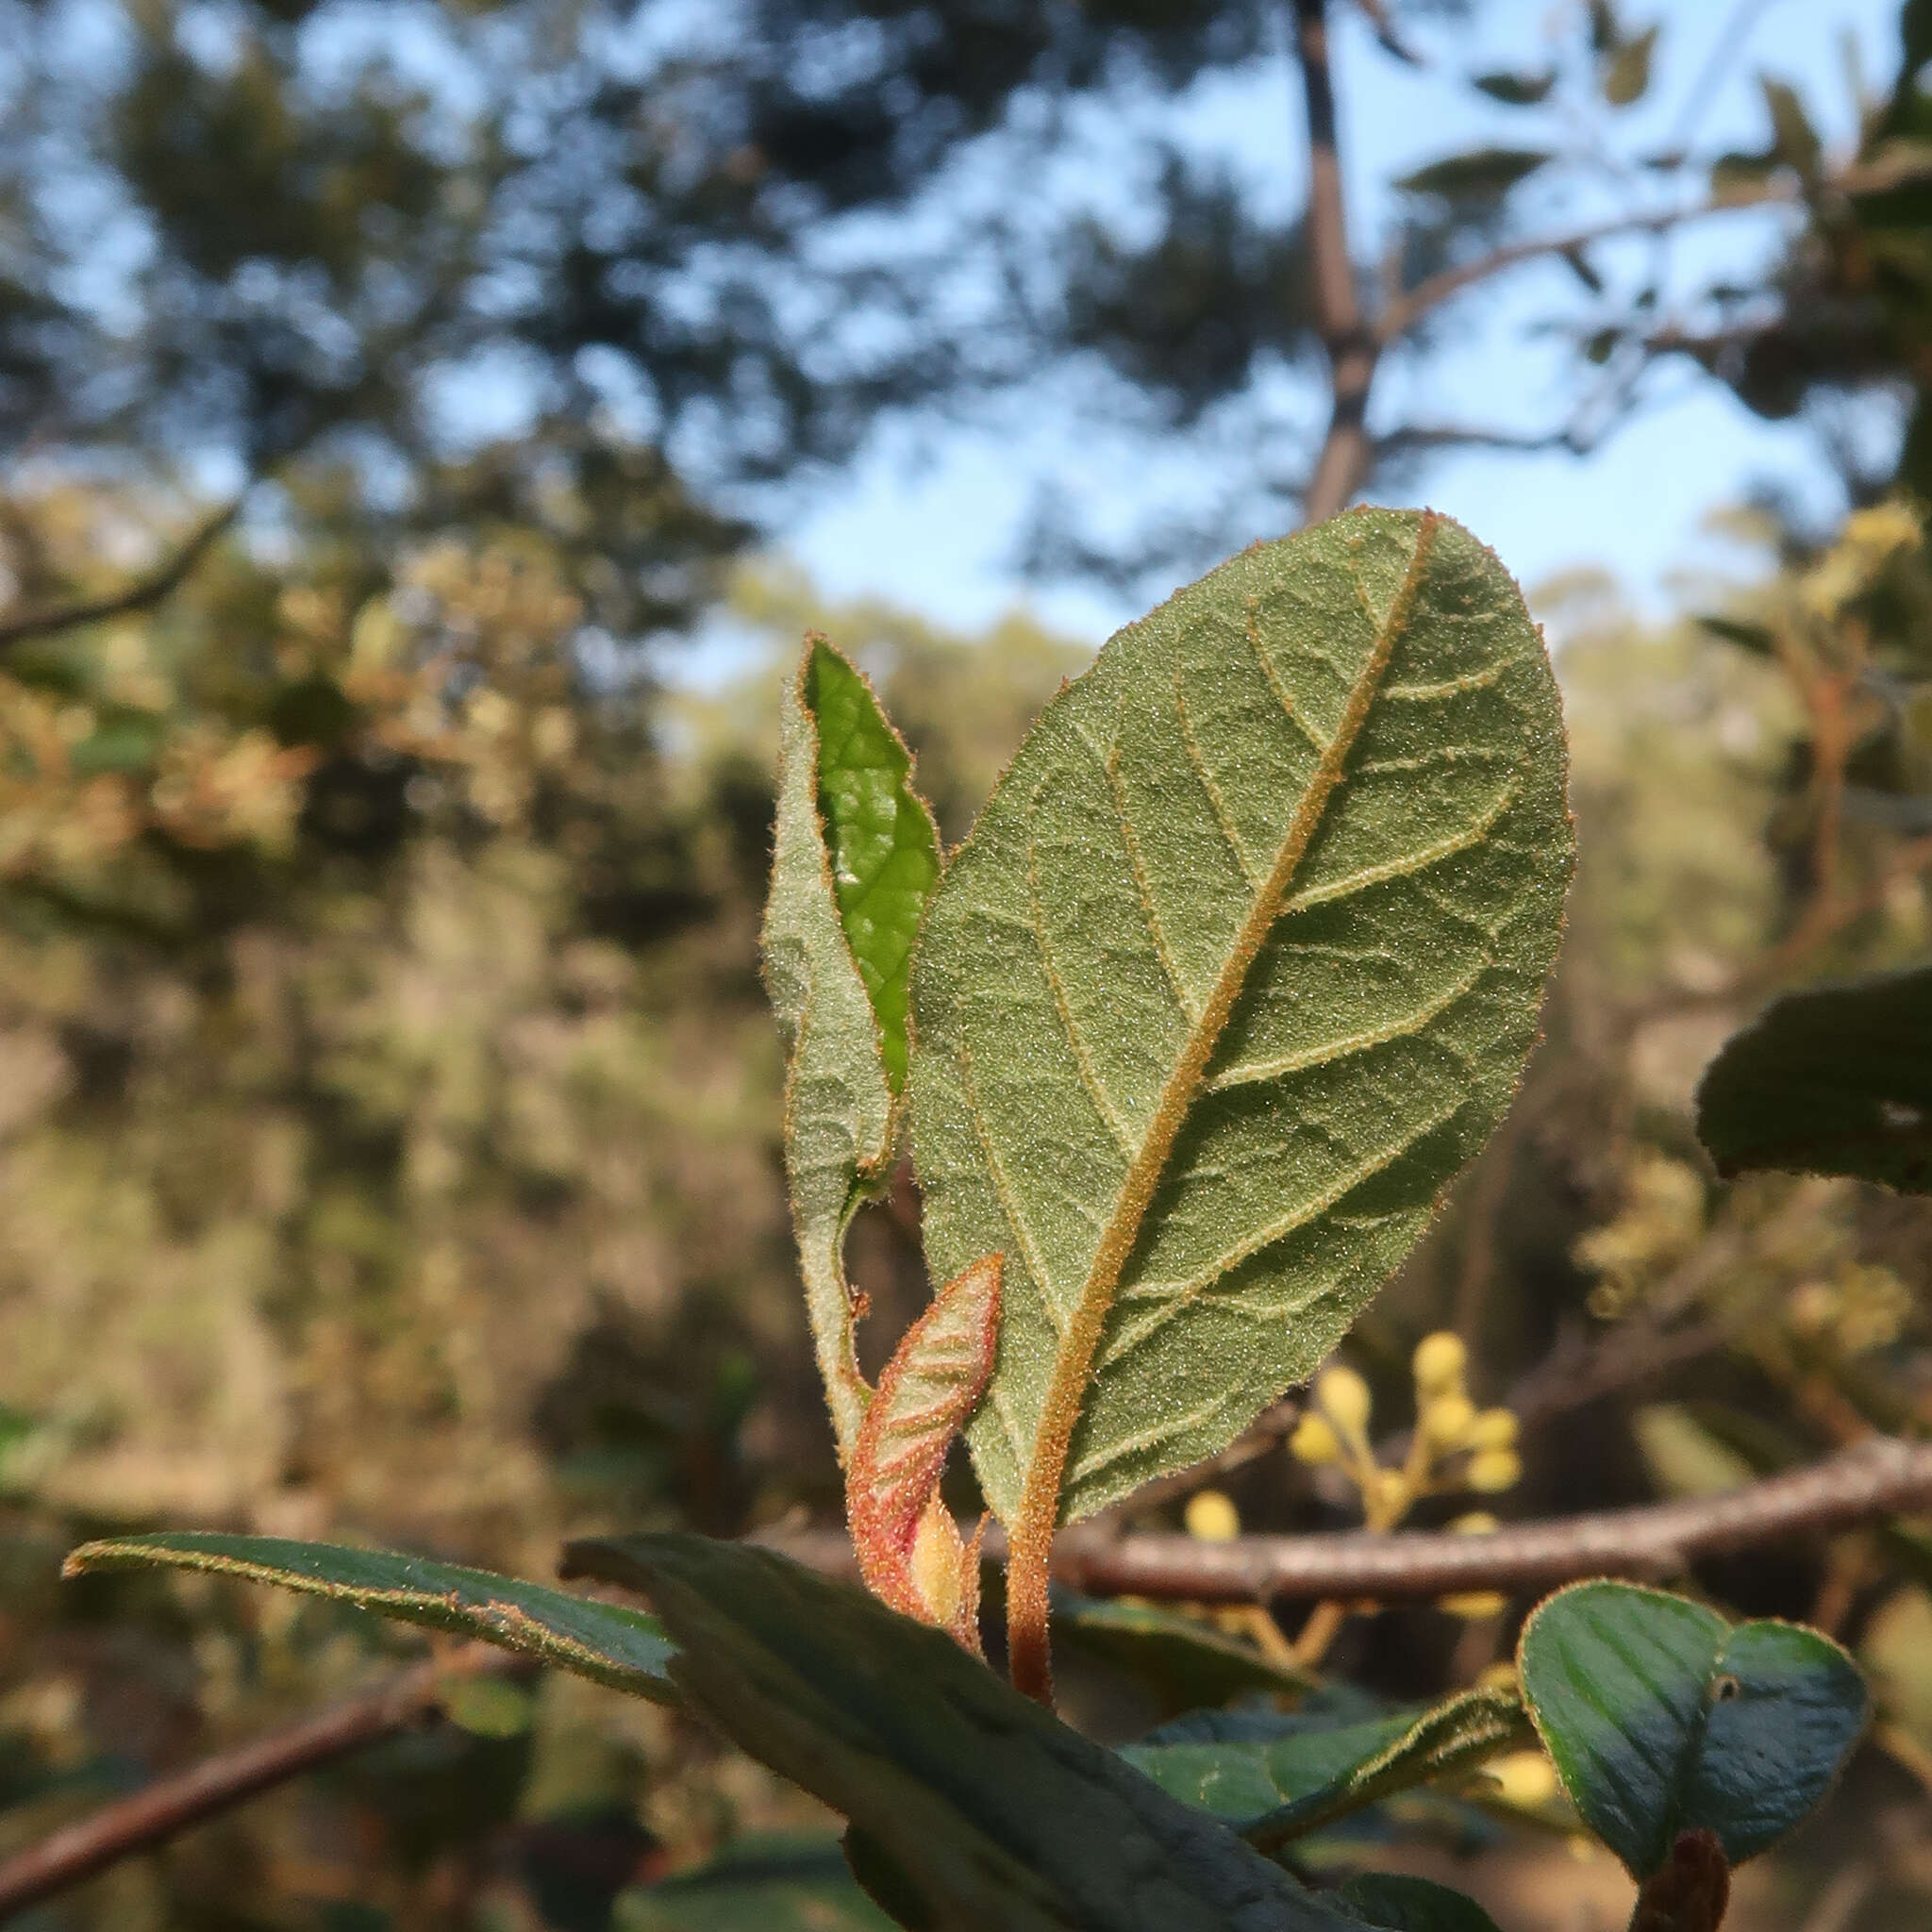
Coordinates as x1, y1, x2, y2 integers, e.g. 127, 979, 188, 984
1487, 1750, 1559, 1808
1184, 1489, 1241, 1542
1449, 1511, 1499, 1535
1467, 1447, 1523, 1493
1439, 1591, 1507, 1620
1476, 1661, 1519, 1691
1467, 1407, 1519, 1452
1421, 1391, 1477, 1451
1315, 1364, 1373, 1438
1411, 1330, 1467, 1396
1371, 1468, 1411, 1524
1290, 1412, 1341, 1465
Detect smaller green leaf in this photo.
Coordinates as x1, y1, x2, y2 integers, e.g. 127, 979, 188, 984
1710, 149, 1780, 198
1335, 1874, 1502, 1932
1470, 69, 1556, 107
1122, 1687, 1533, 1852
561, 1532, 1363, 1932
1694, 966, 1932, 1194
1394, 148, 1553, 201
1603, 25, 1659, 107
806, 639, 942, 1095
1518, 1581, 1867, 1878
1557, 244, 1604, 292
63, 1533, 677, 1704
1760, 75, 1824, 175
615, 1837, 898, 1932
1587, 0, 1621, 56
1055, 1592, 1315, 1717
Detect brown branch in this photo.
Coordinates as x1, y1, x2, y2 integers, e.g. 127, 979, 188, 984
1292, 0, 1377, 526
0, 1644, 504, 1922
0, 499, 242, 654
1376, 149, 1932, 348
759, 1435, 1932, 1605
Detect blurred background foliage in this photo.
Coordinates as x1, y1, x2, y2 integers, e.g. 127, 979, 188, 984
1, 0, 1931, 1927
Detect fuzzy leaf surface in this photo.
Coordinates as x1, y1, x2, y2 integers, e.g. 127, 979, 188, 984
763, 637, 937, 1459
64, 1533, 677, 1703
560, 1532, 1369, 1932
910, 508, 1572, 1527
1123, 1688, 1532, 1850
1518, 1582, 1867, 1877
1694, 966, 1932, 1194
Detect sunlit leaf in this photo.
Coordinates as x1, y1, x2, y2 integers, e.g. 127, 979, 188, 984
1122, 1687, 1533, 1851
908, 504, 1572, 1699
64, 1533, 677, 1704
1518, 1581, 1866, 1877
560, 1532, 1366, 1932
1760, 75, 1823, 176
1694, 967, 1932, 1194
762, 635, 940, 1461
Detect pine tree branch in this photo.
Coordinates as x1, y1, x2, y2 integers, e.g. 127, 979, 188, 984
0, 499, 242, 654
0, 1645, 506, 1922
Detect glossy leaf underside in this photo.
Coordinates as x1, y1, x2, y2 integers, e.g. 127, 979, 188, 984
1694, 965, 1932, 1195
910, 508, 1573, 1535
1518, 1582, 1867, 1878
762, 636, 940, 1463
64, 1533, 677, 1704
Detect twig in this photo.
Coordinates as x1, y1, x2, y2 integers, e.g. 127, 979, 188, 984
758, 1436, 1932, 1605
0, 1644, 503, 1923
1375, 149, 1932, 346
0, 499, 242, 653
1292, 0, 1377, 525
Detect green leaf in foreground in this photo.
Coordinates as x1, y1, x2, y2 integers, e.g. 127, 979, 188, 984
1055, 1591, 1314, 1717
1122, 1687, 1532, 1852
561, 1532, 1367, 1932
1393, 148, 1552, 201
908, 508, 1571, 1686
64, 1533, 677, 1705
762, 636, 940, 1460
1518, 1581, 1867, 1878
1694, 965, 1932, 1194
1335, 1874, 1502, 1932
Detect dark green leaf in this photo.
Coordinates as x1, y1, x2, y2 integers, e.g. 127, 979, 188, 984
1470, 70, 1556, 108
1760, 76, 1823, 175
1122, 1689, 1532, 1852
1055, 1591, 1315, 1716
69, 712, 166, 775
1335, 1874, 1502, 1932
1710, 149, 1780, 198
805, 638, 941, 1095
562, 1532, 1364, 1932
1394, 149, 1553, 202
1588, 0, 1621, 56
64, 1533, 677, 1704
1694, 967, 1932, 1194
1558, 245, 1604, 293
1518, 1581, 1867, 1878
1693, 613, 1776, 656
1603, 25, 1659, 108
615, 1837, 898, 1931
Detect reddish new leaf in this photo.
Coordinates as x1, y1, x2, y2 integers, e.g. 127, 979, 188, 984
848, 1253, 1002, 1652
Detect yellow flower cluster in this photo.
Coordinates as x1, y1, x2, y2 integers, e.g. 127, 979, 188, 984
1288, 1334, 1523, 1619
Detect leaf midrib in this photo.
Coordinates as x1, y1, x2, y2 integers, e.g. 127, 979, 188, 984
1004, 512, 1445, 1657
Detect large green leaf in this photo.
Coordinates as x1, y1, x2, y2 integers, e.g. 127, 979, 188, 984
761, 636, 941, 1460
64, 1533, 677, 1705
561, 1532, 1369, 1932
1518, 1581, 1867, 1878
909, 508, 1572, 1567
1122, 1688, 1532, 1852
1694, 966, 1932, 1194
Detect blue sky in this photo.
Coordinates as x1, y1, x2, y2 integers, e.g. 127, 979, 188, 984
756, 0, 1907, 654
